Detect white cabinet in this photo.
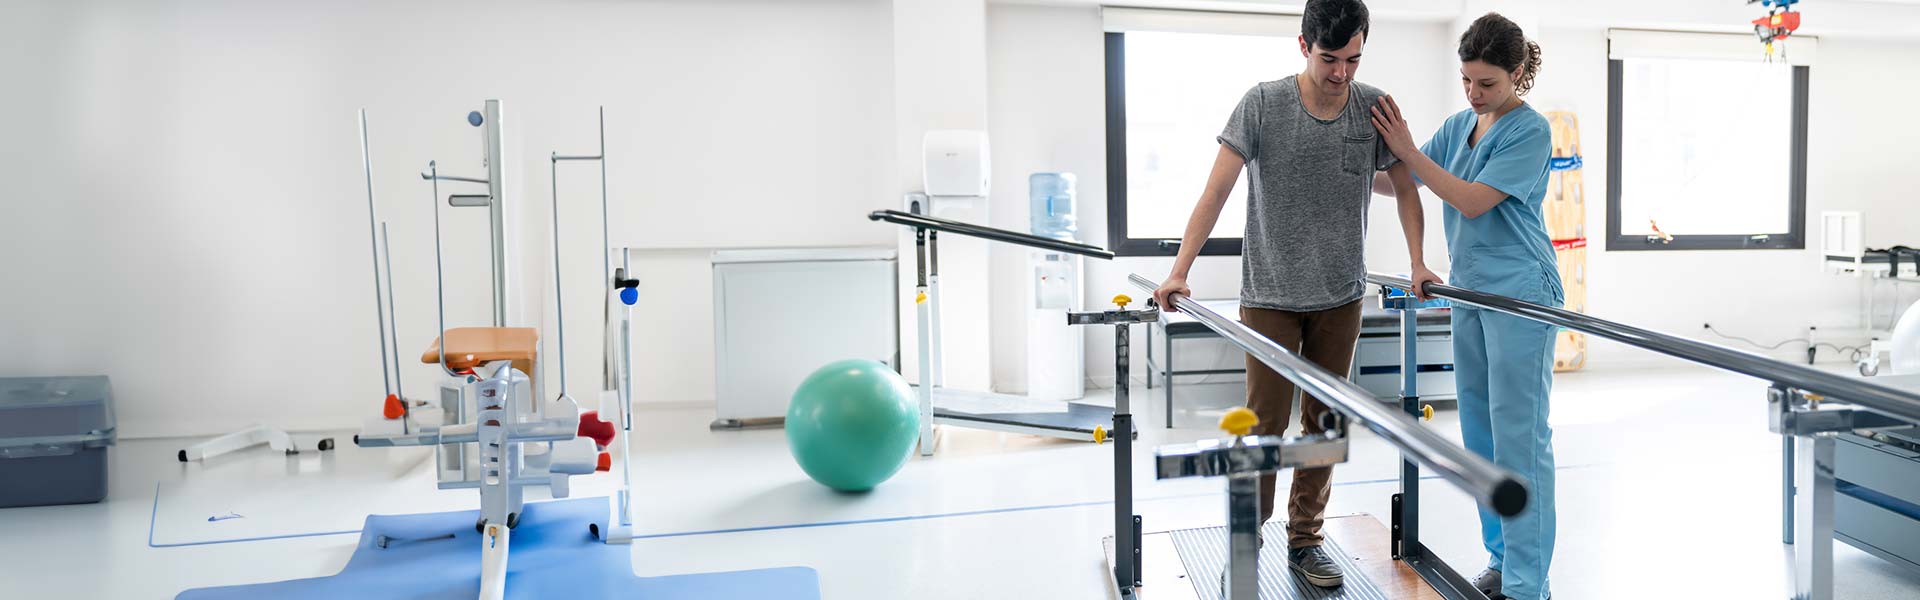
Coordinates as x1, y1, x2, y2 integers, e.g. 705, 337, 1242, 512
711, 248, 898, 428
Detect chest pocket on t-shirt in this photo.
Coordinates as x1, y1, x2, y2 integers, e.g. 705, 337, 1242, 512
1341, 118, 1377, 175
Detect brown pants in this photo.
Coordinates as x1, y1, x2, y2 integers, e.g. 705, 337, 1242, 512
1240, 299, 1363, 548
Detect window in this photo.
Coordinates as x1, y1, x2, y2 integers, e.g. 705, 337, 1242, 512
1104, 10, 1303, 257
1606, 31, 1810, 251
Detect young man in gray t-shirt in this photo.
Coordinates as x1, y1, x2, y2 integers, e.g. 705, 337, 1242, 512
1150, 0, 1441, 588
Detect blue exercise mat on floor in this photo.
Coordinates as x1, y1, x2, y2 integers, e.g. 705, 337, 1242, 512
176, 497, 820, 600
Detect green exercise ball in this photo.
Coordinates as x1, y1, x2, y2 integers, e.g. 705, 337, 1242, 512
786, 359, 920, 492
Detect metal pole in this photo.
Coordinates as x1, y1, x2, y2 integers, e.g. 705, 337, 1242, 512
928, 231, 945, 390
1225, 454, 1261, 599
549, 154, 569, 400
383, 222, 408, 431
484, 100, 509, 327
1113, 321, 1138, 593
360, 110, 393, 398
617, 251, 634, 528
1128, 273, 1528, 516
914, 228, 935, 456
1396, 303, 1422, 556
1791, 431, 1836, 600
427, 161, 458, 378
597, 106, 611, 322
869, 209, 1113, 259
1780, 384, 1796, 545
1164, 330, 1174, 429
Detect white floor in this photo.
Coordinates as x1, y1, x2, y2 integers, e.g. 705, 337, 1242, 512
4, 363, 1920, 599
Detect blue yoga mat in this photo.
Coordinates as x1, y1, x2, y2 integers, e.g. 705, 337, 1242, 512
176, 497, 820, 600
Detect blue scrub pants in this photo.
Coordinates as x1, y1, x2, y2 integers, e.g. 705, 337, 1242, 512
1453, 305, 1557, 600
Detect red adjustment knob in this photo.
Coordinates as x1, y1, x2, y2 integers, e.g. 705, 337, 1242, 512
596, 452, 612, 472
578, 411, 616, 449
382, 394, 405, 420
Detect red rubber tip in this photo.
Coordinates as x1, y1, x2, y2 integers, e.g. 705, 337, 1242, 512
382, 394, 405, 419
596, 452, 612, 472
578, 411, 616, 448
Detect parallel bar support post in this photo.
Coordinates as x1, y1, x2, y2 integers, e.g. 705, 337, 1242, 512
1067, 301, 1158, 599
1779, 384, 1796, 545
1164, 328, 1174, 429
928, 231, 944, 389
914, 228, 935, 457
1396, 303, 1422, 556
1791, 430, 1836, 600
1114, 320, 1139, 595
1225, 470, 1260, 599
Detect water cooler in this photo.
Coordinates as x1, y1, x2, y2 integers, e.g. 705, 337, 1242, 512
1026, 173, 1086, 401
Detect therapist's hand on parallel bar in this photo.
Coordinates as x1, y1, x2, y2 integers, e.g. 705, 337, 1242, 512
1153, 277, 1191, 313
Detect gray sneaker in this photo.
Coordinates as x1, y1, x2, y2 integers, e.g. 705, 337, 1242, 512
1286, 546, 1344, 588
1472, 568, 1501, 596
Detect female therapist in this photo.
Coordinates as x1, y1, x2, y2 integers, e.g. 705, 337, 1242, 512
1368, 12, 1561, 600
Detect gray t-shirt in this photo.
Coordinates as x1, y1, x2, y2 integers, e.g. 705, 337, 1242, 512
1218, 76, 1398, 312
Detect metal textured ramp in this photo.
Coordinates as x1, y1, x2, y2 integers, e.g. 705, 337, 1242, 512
1167, 522, 1387, 600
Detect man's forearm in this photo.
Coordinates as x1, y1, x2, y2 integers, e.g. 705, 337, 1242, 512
1397, 192, 1426, 267
1169, 197, 1224, 280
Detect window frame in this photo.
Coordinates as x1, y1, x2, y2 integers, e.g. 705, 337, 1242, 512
1604, 57, 1809, 251
1103, 31, 1244, 257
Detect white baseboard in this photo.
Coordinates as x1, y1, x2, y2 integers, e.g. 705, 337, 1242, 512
633, 399, 715, 411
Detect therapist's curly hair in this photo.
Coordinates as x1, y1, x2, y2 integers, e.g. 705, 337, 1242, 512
1458, 12, 1542, 96
1301, 0, 1370, 50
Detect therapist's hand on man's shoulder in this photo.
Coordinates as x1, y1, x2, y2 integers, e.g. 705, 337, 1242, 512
1370, 95, 1419, 160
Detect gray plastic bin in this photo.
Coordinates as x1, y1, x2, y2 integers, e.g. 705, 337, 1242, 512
0, 376, 115, 508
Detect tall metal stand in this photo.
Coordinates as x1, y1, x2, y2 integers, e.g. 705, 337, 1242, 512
1068, 297, 1157, 598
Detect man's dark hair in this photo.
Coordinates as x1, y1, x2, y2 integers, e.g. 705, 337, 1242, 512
1302, 0, 1370, 51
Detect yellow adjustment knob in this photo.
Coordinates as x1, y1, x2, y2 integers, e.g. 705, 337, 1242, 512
915, 291, 928, 304
1421, 404, 1435, 422
1112, 294, 1133, 309
1219, 407, 1258, 437
1092, 425, 1107, 445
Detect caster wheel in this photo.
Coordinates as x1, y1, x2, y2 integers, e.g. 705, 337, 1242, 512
475, 517, 488, 534
589, 523, 601, 540
318, 438, 336, 451
506, 513, 520, 530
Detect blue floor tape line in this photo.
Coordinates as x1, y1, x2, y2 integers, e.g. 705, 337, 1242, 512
151, 464, 1602, 548
174, 497, 821, 600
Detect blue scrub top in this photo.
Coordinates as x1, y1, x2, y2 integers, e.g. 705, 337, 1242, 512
1420, 103, 1563, 306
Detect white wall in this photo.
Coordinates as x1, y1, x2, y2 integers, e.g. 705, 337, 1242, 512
891, 0, 996, 392
986, 4, 1457, 391
0, 0, 897, 436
